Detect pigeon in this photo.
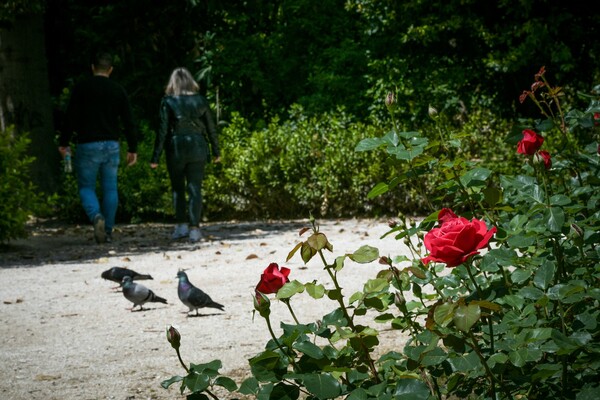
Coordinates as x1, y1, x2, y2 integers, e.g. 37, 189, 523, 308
101, 267, 153, 289
176, 270, 224, 316
121, 276, 167, 311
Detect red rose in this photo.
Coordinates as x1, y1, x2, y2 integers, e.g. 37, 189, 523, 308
517, 129, 544, 155
438, 208, 458, 224
255, 263, 290, 295
593, 112, 600, 126
536, 150, 552, 170
422, 210, 496, 268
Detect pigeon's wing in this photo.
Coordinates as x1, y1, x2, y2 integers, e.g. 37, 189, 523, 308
188, 287, 223, 310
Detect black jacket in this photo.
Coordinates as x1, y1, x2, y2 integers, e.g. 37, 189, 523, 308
61, 75, 137, 152
151, 94, 220, 164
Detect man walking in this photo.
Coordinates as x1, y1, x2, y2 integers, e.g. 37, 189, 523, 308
58, 51, 137, 244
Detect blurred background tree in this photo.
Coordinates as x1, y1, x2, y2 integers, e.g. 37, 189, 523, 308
1, 0, 599, 231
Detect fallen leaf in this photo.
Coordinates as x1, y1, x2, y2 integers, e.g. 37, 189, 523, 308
35, 374, 61, 381
122, 257, 131, 262
246, 254, 259, 260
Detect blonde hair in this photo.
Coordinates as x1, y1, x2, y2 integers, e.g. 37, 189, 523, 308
165, 67, 199, 95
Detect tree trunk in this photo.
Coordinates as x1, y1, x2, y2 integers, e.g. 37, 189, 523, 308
0, 13, 59, 194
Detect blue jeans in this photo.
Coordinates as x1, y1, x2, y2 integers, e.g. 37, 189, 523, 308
75, 141, 120, 233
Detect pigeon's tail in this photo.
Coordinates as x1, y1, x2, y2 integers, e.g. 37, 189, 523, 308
149, 291, 168, 304
210, 301, 225, 311
134, 274, 153, 280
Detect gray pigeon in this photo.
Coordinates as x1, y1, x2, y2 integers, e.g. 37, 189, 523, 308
176, 271, 224, 316
101, 267, 153, 287
121, 276, 167, 311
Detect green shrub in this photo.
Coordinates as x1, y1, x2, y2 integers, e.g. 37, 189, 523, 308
0, 127, 41, 242
204, 106, 397, 220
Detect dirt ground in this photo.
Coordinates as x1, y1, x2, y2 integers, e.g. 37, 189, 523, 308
0, 217, 411, 400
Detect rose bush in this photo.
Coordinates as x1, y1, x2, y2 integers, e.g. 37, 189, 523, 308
162, 67, 599, 399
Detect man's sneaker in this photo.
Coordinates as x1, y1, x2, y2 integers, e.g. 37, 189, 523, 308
105, 232, 112, 243
93, 214, 106, 244
189, 228, 202, 243
171, 223, 189, 240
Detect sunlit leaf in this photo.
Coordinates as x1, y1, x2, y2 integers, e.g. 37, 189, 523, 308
348, 245, 379, 263
453, 304, 481, 332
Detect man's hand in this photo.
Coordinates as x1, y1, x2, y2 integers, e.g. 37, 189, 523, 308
127, 152, 137, 166
58, 146, 71, 158
150, 163, 158, 169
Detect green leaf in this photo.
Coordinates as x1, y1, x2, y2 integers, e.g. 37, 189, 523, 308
460, 167, 492, 188
334, 255, 346, 271
433, 302, 457, 327
446, 351, 481, 372
161, 375, 183, 389
363, 278, 388, 293
346, 388, 369, 400
393, 378, 430, 400
483, 186, 502, 207
307, 232, 330, 251
305, 282, 325, 299
184, 371, 210, 393
214, 376, 237, 392
276, 280, 305, 299
301, 242, 317, 263
286, 242, 303, 262
544, 206, 565, 233
293, 340, 324, 359
533, 261, 556, 290
420, 347, 448, 366
509, 347, 543, 367
295, 373, 342, 399
249, 351, 282, 381
367, 182, 389, 198
511, 268, 533, 284
348, 245, 379, 263
355, 137, 386, 152
453, 304, 481, 332
238, 377, 259, 395
190, 360, 222, 376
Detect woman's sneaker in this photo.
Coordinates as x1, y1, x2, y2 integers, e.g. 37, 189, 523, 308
189, 228, 202, 243
171, 224, 189, 240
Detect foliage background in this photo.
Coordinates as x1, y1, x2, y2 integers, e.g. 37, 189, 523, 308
1, 0, 600, 240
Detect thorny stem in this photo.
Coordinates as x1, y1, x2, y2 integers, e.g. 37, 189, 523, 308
318, 249, 380, 383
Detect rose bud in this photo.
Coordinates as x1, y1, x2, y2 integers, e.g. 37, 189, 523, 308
166, 325, 181, 350
535, 150, 552, 170
254, 291, 271, 318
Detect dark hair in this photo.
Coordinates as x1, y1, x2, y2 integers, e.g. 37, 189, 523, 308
92, 52, 113, 71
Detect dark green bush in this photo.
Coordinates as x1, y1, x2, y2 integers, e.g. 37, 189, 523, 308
0, 127, 41, 242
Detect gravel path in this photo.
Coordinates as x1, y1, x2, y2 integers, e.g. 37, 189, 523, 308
0, 218, 411, 399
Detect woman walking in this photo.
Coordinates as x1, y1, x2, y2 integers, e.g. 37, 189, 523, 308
150, 68, 220, 242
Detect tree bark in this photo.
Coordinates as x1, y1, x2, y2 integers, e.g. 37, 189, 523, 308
0, 13, 58, 193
